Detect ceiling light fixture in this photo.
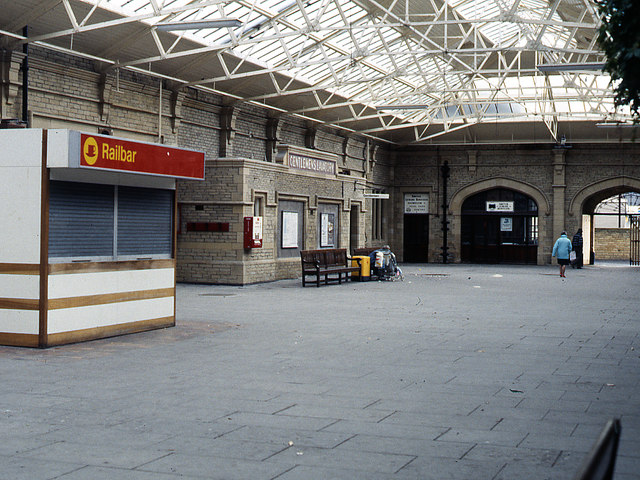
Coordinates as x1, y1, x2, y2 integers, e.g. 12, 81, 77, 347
155, 19, 242, 31
595, 122, 637, 128
536, 62, 604, 72
375, 105, 431, 110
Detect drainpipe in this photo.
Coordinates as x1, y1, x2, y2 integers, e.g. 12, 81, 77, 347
22, 25, 28, 125
441, 160, 450, 263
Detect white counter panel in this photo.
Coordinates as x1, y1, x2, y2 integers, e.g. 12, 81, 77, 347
0, 274, 40, 299
47, 297, 174, 334
0, 129, 43, 167
0, 310, 39, 334
0, 166, 42, 263
48, 268, 175, 299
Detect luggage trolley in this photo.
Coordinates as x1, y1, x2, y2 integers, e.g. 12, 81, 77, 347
370, 246, 403, 281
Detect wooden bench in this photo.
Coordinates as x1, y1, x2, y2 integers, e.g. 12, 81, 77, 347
300, 248, 360, 287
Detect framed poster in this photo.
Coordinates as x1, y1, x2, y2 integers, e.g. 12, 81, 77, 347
281, 211, 298, 248
320, 213, 335, 247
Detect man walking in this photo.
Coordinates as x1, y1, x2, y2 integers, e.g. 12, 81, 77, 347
552, 231, 572, 278
572, 228, 583, 268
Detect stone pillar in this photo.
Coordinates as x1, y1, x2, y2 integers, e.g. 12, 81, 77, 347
341, 134, 350, 167
305, 123, 317, 150
467, 150, 477, 174
220, 105, 237, 157
170, 88, 186, 134
265, 116, 281, 162
1, 49, 22, 118
552, 148, 567, 241
98, 72, 115, 123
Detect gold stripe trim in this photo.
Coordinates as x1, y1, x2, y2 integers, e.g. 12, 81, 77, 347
0, 332, 39, 348
0, 298, 40, 310
46, 316, 175, 347
49, 259, 175, 275
0, 264, 40, 275
48, 287, 174, 310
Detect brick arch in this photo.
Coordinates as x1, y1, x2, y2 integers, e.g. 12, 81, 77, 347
449, 178, 550, 215
569, 176, 640, 216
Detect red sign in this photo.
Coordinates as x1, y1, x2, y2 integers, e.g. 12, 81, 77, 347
80, 134, 204, 179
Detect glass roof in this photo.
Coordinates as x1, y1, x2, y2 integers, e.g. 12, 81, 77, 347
4, 0, 632, 144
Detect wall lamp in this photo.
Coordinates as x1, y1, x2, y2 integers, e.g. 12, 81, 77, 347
155, 19, 242, 31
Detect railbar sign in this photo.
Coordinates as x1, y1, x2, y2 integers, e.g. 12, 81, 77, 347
79, 133, 205, 180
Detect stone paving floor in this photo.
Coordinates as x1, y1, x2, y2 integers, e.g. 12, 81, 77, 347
1, 262, 639, 479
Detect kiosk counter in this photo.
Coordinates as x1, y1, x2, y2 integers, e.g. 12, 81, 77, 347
0, 129, 205, 347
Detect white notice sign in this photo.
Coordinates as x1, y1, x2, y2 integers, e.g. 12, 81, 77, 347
320, 213, 335, 247
282, 211, 298, 248
500, 217, 513, 232
486, 201, 514, 212
404, 193, 429, 214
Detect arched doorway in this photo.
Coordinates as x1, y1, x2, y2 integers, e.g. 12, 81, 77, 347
569, 177, 640, 266
581, 190, 640, 265
461, 188, 538, 264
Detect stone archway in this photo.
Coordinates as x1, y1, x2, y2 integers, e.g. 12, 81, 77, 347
449, 178, 550, 265
569, 176, 640, 217
569, 176, 640, 265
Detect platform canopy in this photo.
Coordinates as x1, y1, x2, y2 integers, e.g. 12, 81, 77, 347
0, 0, 634, 144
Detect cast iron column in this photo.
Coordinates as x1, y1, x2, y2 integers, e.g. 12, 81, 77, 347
22, 25, 29, 124
441, 160, 450, 263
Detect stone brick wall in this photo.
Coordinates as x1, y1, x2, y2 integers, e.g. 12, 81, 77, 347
594, 228, 629, 260
0, 46, 389, 285
177, 157, 367, 284
391, 144, 640, 264
4, 44, 639, 282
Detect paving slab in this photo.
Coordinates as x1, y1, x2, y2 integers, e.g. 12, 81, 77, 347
0, 263, 638, 479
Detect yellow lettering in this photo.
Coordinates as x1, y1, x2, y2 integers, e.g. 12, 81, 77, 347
132, 151, 136, 163
102, 143, 109, 159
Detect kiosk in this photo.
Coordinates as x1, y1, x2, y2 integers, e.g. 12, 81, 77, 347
0, 129, 204, 347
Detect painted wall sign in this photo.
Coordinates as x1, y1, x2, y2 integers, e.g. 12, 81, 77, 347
404, 193, 429, 214
79, 133, 205, 179
288, 153, 336, 175
486, 201, 514, 212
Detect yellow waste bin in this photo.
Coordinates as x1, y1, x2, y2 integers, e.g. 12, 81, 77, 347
351, 255, 371, 281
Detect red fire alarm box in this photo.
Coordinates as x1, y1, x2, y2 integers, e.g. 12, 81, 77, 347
244, 216, 263, 249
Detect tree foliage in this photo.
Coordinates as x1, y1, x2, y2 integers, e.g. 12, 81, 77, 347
597, 0, 640, 120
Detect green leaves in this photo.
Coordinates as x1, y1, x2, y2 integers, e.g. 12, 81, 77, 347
597, 0, 640, 120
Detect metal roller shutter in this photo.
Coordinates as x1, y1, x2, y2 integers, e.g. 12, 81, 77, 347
117, 186, 173, 257
49, 181, 114, 258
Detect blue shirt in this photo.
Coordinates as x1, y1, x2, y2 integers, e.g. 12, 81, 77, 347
552, 234, 573, 260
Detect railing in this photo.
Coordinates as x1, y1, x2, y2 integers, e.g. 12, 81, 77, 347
573, 418, 621, 480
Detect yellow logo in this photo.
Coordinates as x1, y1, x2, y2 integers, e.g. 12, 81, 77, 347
83, 136, 99, 165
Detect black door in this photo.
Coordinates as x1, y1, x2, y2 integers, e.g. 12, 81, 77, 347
461, 188, 538, 264
403, 214, 429, 262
